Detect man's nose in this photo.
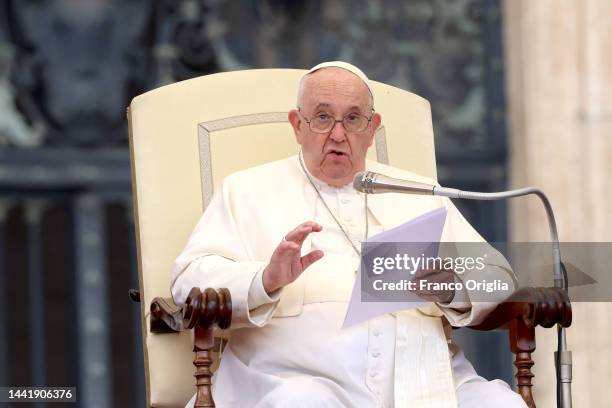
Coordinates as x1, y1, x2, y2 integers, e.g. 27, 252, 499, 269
329, 120, 347, 142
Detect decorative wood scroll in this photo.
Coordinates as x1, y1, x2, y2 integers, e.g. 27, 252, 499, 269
150, 287, 232, 408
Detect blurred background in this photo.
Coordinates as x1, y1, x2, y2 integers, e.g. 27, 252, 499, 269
0, 0, 610, 407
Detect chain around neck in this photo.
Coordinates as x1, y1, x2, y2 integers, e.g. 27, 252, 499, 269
298, 152, 368, 257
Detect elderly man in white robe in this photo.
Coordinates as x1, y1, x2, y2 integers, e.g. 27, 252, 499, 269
172, 61, 527, 408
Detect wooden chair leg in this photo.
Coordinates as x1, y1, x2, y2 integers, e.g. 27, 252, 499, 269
515, 351, 535, 408
193, 324, 215, 407
509, 319, 536, 408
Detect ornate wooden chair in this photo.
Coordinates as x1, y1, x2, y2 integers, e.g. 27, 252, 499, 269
127, 69, 571, 407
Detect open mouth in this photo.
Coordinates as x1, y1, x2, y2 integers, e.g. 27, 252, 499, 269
327, 149, 347, 158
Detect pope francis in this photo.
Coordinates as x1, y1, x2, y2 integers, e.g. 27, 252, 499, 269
171, 62, 527, 408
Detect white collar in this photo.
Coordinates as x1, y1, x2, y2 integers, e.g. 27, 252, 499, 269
298, 152, 360, 195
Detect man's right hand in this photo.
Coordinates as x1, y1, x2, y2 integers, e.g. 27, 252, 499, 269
262, 221, 324, 295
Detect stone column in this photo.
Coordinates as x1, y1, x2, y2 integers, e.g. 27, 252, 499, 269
503, 0, 612, 406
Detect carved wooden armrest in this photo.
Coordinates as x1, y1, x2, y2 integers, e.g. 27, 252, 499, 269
150, 287, 232, 408
467, 287, 572, 408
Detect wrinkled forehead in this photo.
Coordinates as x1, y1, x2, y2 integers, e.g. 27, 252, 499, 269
299, 67, 373, 111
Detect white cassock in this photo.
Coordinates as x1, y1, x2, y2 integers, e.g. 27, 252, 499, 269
172, 155, 526, 408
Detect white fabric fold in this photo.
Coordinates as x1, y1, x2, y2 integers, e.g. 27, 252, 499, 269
394, 311, 457, 407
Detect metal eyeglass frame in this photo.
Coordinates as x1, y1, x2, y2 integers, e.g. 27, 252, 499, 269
297, 108, 375, 133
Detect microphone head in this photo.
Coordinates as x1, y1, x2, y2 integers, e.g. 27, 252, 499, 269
353, 171, 375, 193
354, 170, 435, 195
353, 172, 365, 191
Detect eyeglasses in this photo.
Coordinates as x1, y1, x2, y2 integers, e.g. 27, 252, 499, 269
298, 108, 374, 133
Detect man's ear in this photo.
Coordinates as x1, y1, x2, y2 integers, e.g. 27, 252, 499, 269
367, 112, 382, 146
372, 112, 382, 130
288, 110, 304, 144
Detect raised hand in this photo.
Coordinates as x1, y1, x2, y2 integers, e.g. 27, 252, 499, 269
262, 221, 324, 294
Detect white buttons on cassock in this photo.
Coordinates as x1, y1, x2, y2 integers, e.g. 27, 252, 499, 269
366, 317, 394, 408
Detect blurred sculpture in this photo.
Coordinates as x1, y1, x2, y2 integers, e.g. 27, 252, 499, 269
0, 42, 42, 147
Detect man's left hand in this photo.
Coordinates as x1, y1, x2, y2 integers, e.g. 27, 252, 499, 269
410, 267, 456, 304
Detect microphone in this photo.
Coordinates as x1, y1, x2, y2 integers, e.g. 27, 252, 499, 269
354, 169, 572, 408
353, 171, 435, 195
353, 171, 460, 198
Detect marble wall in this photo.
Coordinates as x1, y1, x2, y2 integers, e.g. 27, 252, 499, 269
503, 0, 612, 406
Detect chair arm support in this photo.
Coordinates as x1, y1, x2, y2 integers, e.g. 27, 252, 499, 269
465, 287, 571, 408
150, 287, 232, 334
149, 287, 232, 408
468, 287, 572, 332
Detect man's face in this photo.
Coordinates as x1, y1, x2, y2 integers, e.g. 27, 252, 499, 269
288, 68, 381, 187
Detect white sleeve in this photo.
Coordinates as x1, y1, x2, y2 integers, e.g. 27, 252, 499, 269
170, 181, 281, 329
